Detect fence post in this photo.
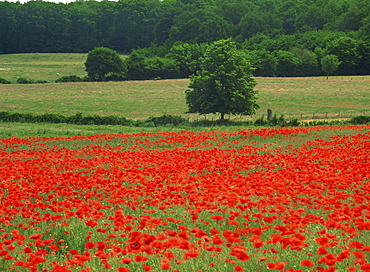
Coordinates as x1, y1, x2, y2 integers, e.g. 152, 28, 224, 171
267, 109, 272, 120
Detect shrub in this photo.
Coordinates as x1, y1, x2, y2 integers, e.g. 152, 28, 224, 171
35, 80, 48, 84
55, 75, 83, 83
144, 114, 188, 126
105, 73, 126, 82
289, 118, 300, 127
254, 115, 267, 126
37, 113, 66, 123
0, 78, 12, 84
16, 77, 34, 84
268, 114, 286, 126
349, 115, 370, 124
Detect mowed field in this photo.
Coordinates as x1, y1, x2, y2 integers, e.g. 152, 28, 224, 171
0, 77, 369, 121
0, 53, 88, 82
1, 53, 369, 121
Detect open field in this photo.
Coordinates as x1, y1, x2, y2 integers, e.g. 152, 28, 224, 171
0, 76, 369, 121
0, 53, 88, 82
0, 125, 370, 271
0, 53, 126, 82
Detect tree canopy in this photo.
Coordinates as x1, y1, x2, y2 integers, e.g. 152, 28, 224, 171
321, 55, 341, 79
185, 39, 259, 120
0, 0, 369, 77
85, 47, 125, 81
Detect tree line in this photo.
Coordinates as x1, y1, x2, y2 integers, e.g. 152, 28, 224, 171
1, 0, 370, 77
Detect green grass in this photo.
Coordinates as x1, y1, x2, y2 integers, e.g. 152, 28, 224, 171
1, 53, 369, 137
0, 53, 88, 82
0, 53, 126, 82
0, 76, 369, 121
0, 122, 198, 138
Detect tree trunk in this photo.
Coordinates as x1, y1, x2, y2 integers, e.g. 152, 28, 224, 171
220, 113, 225, 120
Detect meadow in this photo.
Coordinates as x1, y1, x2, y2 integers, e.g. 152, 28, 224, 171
0, 77, 369, 124
1, 53, 369, 125
0, 125, 370, 272
0, 53, 88, 83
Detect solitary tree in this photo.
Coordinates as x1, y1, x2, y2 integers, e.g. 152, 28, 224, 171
85, 47, 125, 81
185, 39, 258, 120
321, 54, 341, 79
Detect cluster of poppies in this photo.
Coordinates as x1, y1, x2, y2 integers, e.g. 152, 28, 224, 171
0, 125, 369, 271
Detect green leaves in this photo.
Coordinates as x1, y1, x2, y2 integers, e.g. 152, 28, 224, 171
85, 47, 125, 81
186, 39, 259, 119
321, 55, 341, 79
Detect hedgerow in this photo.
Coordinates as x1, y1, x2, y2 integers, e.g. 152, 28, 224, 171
0, 111, 361, 128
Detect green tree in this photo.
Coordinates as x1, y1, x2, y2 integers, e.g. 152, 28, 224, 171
166, 42, 208, 78
275, 50, 300, 77
245, 49, 277, 77
185, 39, 258, 120
321, 54, 341, 79
85, 47, 125, 81
325, 37, 361, 72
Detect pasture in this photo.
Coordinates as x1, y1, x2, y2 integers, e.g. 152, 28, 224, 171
1, 53, 369, 123
0, 77, 369, 123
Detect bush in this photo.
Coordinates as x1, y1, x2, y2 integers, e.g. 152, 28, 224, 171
35, 80, 48, 84
55, 75, 83, 83
268, 114, 286, 126
144, 114, 188, 126
106, 73, 126, 81
16, 77, 34, 84
289, 118, 300, 127
254, 115, 267, 126
0, 78, 12, 84
349, 115, 370, 124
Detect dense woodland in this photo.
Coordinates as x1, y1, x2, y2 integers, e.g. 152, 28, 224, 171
1, 0, 370, 77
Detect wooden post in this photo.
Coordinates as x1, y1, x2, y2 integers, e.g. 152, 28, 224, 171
267, 109, 272, 120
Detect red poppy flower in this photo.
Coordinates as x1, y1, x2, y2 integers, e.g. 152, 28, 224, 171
85, 242, 95, 250
300, 260, 314, 267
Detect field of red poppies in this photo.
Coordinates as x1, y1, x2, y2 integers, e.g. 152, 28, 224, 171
1, 125, 370, 272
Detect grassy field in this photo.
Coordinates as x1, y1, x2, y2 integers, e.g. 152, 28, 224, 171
0, 77, 369, 121
0, 53, 369, 139
0, 53, 88, 82
0, 53, 126, 82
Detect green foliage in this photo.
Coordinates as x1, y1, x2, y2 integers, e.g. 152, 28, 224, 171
349, 115, 370, 124
105, 72, 126, 82
0, 78, 12, 84
16, 77, 48, 84
325, 37, 362, 72
144, 114, 188, 127
321, 55, 341, 79
274, 50, 301, 77
55, 75, 84, 83
85, 47, 125, 81
245, 49, 277, 77
289, 47, 319, 76
1, 0, 370, 77
166, 42, 208, 78
186, 39, 259, 120
16, 77, 34, 84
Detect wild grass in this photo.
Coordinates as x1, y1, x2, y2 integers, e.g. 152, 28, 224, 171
0, 53, 126, 82
0, 77, 369, 122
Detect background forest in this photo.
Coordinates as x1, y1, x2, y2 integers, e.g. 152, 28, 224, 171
1, 0, 370, 77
